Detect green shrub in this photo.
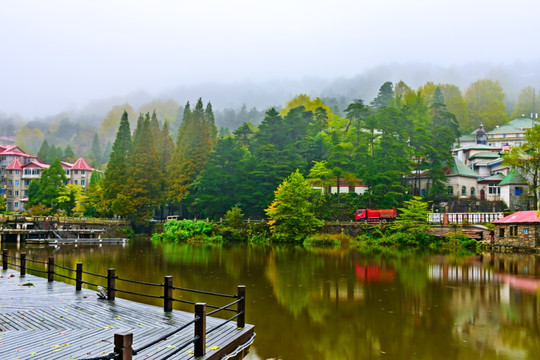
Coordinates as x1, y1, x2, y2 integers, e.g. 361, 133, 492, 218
152, 219, 215, 242
303, 233, 348, 247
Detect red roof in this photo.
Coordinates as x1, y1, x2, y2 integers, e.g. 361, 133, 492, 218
22, 161, 49, 169
6, 159, 23, 170
71, 158, 93, 171
493, 211, 540, 224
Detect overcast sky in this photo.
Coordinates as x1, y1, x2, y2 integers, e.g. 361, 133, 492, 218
1, 0, 540, 117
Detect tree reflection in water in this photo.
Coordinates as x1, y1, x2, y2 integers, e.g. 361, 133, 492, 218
9, 241, 540, 360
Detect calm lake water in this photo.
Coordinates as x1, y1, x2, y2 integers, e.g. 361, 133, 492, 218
4, 239, 540, 359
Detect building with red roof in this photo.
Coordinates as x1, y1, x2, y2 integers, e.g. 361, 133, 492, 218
1, 143, 94, 212
492, 211, 540, 250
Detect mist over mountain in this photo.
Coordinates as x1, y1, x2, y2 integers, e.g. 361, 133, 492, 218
3, 61, 540, 131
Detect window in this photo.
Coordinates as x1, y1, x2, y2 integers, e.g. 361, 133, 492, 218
14, 202, 18, 208
499, 228, 505, 237
524, 227, 529, 235
24, 180, 30, 186
462, 186, 467, 196
8, 190, 12, 195
65, 170, 70, 175
74, 170, 78, 174
81, 180, 85, 186
8, 180, 12, 185
515, 187, 523, 196
81, 170, 85, 175
509, 225, 518, 237
447, 186, 453, 194
471, 187, 475, 196
8, 170, 12, 174
15, 180, 19, 186
488, 185, 500, 194
24, 190, 28, 196
74, 180, 78, 185
15, 191, 18, 196
15, 170, 19, 175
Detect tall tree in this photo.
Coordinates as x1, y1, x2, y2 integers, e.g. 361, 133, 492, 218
89, 133, 103, 166
37, 139, 49, 162
510, 86, 540, 120
102, 110, 132, 215
371, 81, 394, 111
63, 144, 76, 162
464, 79, 508, 131
119, 114, 161, 224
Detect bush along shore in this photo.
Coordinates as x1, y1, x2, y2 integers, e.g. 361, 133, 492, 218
151, 218, 490, 255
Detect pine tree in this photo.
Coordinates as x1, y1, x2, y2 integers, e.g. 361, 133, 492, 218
103, 110, 132, 214
38, 158, 67, 211
37, 140, 49, 162
205, 102, 218, 146
371, 81, 394, 110
166, 100, 214, 207
119, 115, 161, 224
63, 144, 76, 162
89, 133, 103, 166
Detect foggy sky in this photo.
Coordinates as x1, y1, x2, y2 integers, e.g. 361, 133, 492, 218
1, 0, 540, 117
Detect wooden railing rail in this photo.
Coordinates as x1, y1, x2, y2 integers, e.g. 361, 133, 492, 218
1, 249, 247, 360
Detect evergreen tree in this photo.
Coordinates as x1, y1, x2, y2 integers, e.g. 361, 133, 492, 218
26, 179, 41, 208
89, 133, 103, 166
119, 115, 161, 224
464, 79, 508, 131
102, 141, 113, 164
265, 169, 323, 242
37, 139, 49, 162
103, 110, 132, 214
371, 81, 394, 110
38, 158, 67, 212
45, 145, 61, 164
187, 137, 250, 218
205, 102, 218, 146
166, 100, 214, 207
63, 144, 76, 162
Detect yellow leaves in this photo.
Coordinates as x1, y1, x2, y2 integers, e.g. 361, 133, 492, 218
208, 345, 220, 350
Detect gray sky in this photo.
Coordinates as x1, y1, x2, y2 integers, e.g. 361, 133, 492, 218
1, 0, 540, 117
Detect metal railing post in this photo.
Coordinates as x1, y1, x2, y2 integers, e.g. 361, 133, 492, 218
2, 249, 7, 270
107, 268, 116, 300
48, 257, 54, 282
164, 276, 173, 312
20, 253, 26, 276
237, 285, 246, 328
76, 263, 83, 291
114, 333, 133, 360
194, 303, 206, 357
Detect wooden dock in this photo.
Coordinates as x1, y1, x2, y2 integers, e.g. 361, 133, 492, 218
0, 268, 254, 360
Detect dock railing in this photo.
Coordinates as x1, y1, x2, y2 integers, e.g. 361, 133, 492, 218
2, 249, 246, 359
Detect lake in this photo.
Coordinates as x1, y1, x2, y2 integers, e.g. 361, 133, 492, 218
3, 239, 540, 359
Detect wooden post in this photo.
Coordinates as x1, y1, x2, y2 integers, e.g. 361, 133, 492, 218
164, 276, 173, 312
48, 257, 54, 282
237, 285, 246, 328
76, 263, 83, 291
20, 253, 26, 276
107, 268, 116, 300
194, 303, 206, 357
114, 333, 133, 360
2, 249, 7, 270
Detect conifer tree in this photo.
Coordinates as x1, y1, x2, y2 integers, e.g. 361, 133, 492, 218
205, 102, 218, 146
166, 100, 214, 207
89, 133, 103, 166
103, 110, 132, 214
37, 139, 49, 162
119, 115, 161, 224
63, 144, 76, 162
38, 158, 67, 212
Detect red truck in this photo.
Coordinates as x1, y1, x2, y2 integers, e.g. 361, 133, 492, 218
355, 208, 397, 222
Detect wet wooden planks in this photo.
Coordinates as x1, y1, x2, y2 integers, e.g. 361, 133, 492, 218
0, 269, 254, 360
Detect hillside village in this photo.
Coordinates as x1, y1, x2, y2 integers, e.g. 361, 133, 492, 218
1, 115, 538, 215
